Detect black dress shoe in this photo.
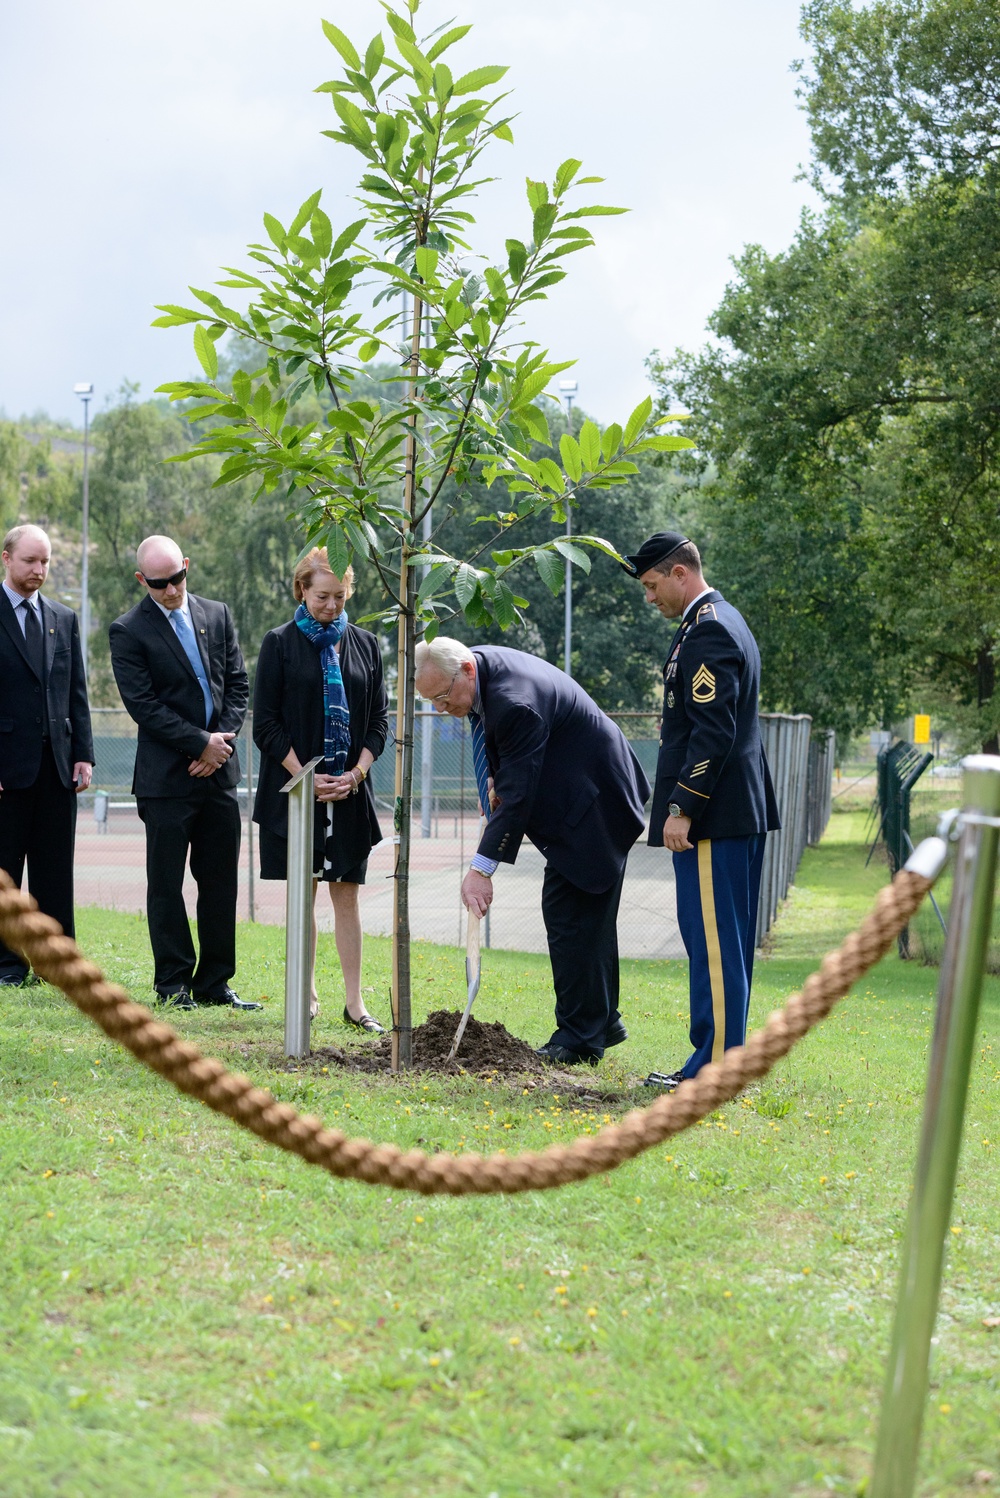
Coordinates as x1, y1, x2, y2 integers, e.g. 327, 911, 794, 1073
605, 1017, 628, 1048
342, 1006, 386, 1034
535, 1042, 600, 1067
195, 987, 262, 1012
643, 1069, 686, 1092
155, 987, 196, 1011
0, 974, 28, 987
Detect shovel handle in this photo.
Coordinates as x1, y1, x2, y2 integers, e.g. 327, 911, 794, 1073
466, 910, 481, 970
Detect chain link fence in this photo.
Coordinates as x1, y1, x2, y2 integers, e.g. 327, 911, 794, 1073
78, 706, 832, 959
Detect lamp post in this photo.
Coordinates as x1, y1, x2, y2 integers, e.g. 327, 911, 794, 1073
73, 382, 94, 677
558, 379, 578, 677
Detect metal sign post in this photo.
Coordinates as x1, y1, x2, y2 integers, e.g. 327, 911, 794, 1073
870, 754, 1000, 1498
279, 756, 323, 1059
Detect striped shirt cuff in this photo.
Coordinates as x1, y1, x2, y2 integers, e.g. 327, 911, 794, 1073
470, 854, 499, 876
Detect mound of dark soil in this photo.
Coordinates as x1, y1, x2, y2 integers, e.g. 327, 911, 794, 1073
304, 1008, 544, 1077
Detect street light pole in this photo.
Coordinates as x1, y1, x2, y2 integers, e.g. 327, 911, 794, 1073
558, 379, 578, 677
73, 382, 94, 678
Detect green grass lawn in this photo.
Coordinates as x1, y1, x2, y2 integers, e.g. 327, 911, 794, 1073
2, 809, 998, 1496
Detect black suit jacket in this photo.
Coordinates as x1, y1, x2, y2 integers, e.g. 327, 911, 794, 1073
109, 592, 249, 796
252, 619, 388, 867
0, 589, 94, 790
649, 590, 780, 843
472, 646, 650, 894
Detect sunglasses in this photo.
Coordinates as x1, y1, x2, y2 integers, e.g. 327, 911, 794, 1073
141, 566, 188, 590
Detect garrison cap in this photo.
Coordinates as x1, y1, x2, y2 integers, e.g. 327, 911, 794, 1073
620, 531, 690, 578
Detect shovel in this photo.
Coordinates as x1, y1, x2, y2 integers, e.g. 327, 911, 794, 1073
447, 911, 481, 1062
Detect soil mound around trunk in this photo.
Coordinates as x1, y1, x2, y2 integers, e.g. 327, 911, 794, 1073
303, 1009, 545, 1077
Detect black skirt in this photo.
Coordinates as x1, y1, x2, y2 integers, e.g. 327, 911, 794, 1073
259, 812, 369, 885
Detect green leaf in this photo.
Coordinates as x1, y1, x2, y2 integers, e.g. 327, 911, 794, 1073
232, 370, 251, 406
364, 33, 385, 78
636, 434, 697, 452
525, 178, 548, 211
263, 213, 287, 250
383, 10, 416, 43
534, 548, 564, 596
493, 122, 514, 144
289, 190, 323, 237
193, 325, 218, 379
452, 65, 508, 95
321, 18, 361, 70
414, 246, 439, 281
326, 525, 353, 579
559, 433, 583, 483
493, 579, 517, 629
426, 24, 472, 61
331, 219, 367, 259
395, 35, 433, 82
601, 422, 623, 460
311, 208, 333, 259
553, 539, 591, 573
554, 158, 582, 195
578, 420, 601, 470
357, 338, 381, 361
536, 457, 565, 493
562, 205, 628, 218
520, 405, 551, 445
623, 394, 653, 447
454, 563, 480, 608
375, 111, 396, 150
417, 563, 454, 601
333, 92, 371, 142
506, 240, 527, 280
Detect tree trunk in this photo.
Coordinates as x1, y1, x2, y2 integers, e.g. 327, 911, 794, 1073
390, 287, 423, 1072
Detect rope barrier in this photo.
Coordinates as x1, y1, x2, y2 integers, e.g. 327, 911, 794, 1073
0, 863, 934, 1196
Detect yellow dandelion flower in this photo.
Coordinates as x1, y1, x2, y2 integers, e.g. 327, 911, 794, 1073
586, 1307, 598, 1318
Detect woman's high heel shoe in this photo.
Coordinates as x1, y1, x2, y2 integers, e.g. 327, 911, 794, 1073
343, 1005, 385, 1035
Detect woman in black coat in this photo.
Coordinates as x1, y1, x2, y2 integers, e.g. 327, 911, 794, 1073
253, 549, 389, 1030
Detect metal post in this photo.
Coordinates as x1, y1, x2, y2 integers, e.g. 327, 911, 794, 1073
73, 382, 94, 678
870, 754, 1000, 1498
280, 755, 322, 1058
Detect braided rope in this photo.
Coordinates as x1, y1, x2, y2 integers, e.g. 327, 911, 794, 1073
0, 866, 932, 1195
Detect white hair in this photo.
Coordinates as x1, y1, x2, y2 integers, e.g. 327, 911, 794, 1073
414, 636, 474, 678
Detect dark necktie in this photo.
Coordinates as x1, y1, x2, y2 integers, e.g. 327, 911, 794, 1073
468, 710, 492, 822
23, 599, 43, 680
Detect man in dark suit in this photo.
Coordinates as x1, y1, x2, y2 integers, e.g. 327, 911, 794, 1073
0, 525, 94, 985
622, 532, 781, 1088
415, 638, 650, 1065
109, 534, 259, 1012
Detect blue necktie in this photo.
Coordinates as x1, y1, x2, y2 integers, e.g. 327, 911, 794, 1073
468, 710, 492, 822
171, 609, 213, 727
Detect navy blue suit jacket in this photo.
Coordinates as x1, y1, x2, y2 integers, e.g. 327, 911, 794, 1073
649, 590, 780, 844
109, 592, 249, 797
0, 589, 94, 790
472, 646, 650, 894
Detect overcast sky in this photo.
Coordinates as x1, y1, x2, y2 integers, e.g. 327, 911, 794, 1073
1, 0, 817, 429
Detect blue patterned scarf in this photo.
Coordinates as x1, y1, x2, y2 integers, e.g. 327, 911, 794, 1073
294, 604, 351, 774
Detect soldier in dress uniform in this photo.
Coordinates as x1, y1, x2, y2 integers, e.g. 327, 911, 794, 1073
621, 533, 780, 1089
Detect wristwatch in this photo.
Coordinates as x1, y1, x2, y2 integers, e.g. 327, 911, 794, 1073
668, 802, 683, 819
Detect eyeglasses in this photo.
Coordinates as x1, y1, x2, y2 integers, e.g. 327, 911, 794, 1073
428, 670, 460, 705
141, 566, 188, 590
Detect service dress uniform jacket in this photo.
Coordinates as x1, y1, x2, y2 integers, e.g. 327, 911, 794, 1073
471, 646, 650, 1058
649, 591, 779, 844
0, 589, 94, 980
650, 591, 780, 1080
252, 619, 388, 878
109, 592, 249, 999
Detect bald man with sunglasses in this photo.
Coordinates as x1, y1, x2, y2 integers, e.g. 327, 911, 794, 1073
109, 535, 259, 1012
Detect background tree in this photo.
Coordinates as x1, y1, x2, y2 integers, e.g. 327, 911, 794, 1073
153, 0, 689, 1066
657, 0, 1000, 751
